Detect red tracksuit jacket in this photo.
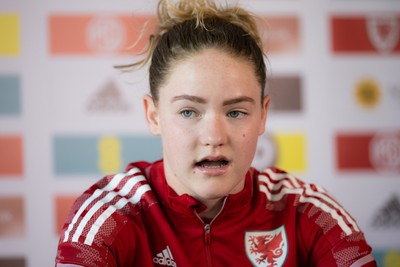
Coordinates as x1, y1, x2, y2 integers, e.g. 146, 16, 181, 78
56, 160, 377, 267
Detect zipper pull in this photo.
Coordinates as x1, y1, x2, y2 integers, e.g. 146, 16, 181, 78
204, 224, 211, 245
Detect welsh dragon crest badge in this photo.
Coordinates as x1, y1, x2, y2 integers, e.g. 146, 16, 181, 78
245, 226, 288, 267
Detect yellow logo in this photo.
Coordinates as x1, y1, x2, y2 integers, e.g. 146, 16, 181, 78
98, 136, 122, 174
274, 133, 307, 173
384, 250, 400, 267
354, 78, 381, 109
0, 14, 20, 56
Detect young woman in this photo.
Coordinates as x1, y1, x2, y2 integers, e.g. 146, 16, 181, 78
56, 0, 377, 266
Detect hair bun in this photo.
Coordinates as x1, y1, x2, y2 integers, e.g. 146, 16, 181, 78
157, 0, 263, 48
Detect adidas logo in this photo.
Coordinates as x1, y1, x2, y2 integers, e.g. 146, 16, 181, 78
87, 80, 129, 112
153, 246, 177, 267
372, 195, 400, 229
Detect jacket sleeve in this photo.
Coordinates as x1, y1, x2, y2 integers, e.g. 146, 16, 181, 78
56, 221, 138, 267
55, 187, 120, 267
55, 175, 140, 267
296, 184, 377, 267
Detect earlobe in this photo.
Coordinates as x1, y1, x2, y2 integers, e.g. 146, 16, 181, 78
143, 94, 161, 136
259, 95, 270, 135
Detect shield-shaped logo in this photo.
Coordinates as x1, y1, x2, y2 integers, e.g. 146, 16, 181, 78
370, 131, 400, 173
367, 14, 399, 53
245, 226, 288, 267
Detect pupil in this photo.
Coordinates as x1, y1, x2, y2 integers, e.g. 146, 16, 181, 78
231, 111, 239, 117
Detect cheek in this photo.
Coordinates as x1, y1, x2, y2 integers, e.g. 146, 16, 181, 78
240, 124, 259, 141
162, 130, 181, 154
237, 127, 260, 155
162, 123, 195, 152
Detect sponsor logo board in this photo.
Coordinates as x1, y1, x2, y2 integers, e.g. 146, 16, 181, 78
274, 133, 307, 173
0, 136, 23, 177
0, 14, 20, 56
331, 14, 400, 54
258, 16, 300, 54
268, 76, 302, 112
254, 132, 307, 173
351, 76, 400, 111
0, 197, 25, 238
373, 250, 400, 267
53, 135, 162, 175
336, 131, 400, 173
49, 14, 156, 55
86, 79, 130, 112
0, 258, 25, 267
0, 75, 21, 116
371, 195, 400, 229
354, 77, 382, 109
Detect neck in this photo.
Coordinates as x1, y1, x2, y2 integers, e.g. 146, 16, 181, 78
198, 197, 225, 219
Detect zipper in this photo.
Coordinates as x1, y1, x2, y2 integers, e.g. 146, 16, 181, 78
204, 224, 213, 266
204, 224, 211, 245
194, 198, 228, 267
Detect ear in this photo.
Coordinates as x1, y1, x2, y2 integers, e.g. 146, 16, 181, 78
143, 94, 161, 136
258, 95, 270, 135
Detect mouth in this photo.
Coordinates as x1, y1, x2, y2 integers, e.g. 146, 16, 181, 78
195, 157, 230, 169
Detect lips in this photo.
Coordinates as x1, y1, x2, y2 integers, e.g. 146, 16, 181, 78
194, 156, 230, 175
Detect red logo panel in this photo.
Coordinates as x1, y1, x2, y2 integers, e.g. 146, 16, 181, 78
0, 197, 25, 238
258, 16, 300, 54
336, 131, 400, 172
49, 14, 156, 55
0, 135, 23, 177
331, 14, 400, 54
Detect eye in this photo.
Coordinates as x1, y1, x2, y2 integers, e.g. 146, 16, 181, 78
228, 110, 246, 118
181, 109, 196, 118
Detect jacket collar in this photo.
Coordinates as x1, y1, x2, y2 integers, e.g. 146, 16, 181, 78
132, 160, 255, 217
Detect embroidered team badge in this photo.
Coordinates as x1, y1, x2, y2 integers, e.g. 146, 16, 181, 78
245, 226, 288, 267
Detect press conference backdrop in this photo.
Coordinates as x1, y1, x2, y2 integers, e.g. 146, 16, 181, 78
0, 0, 399, 266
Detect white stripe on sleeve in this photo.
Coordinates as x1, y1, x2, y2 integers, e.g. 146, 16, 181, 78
62, 168, 140, 243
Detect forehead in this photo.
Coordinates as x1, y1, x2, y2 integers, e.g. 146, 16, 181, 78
159, 48, 260, 99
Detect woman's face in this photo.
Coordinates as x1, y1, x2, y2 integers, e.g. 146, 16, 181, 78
144, 48, 269, 203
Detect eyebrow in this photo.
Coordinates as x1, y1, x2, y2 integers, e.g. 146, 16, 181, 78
171, 95, 206, 104
222, 96, 255, 106
171, 95, 255, 106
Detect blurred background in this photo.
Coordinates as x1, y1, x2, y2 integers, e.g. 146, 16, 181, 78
0, 0, 399, 266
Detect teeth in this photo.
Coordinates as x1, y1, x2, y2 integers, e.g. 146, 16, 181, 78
199, 160, 227, 168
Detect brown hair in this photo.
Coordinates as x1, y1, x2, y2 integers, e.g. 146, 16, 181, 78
120, 0, 266, 103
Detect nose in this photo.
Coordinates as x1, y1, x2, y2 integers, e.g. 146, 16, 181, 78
199, 114, 228, 147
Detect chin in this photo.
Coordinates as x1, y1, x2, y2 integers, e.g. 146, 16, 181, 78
197, 189, 231, 201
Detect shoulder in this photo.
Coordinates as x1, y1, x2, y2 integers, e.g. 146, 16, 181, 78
56, 163, 158, 265
255, 167, 376, 266
255, 167, 359, 236
256, 166, 305, 198
60, 164, 157, 246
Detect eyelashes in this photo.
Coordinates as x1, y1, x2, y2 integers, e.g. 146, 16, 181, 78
179, 109, 248, 119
